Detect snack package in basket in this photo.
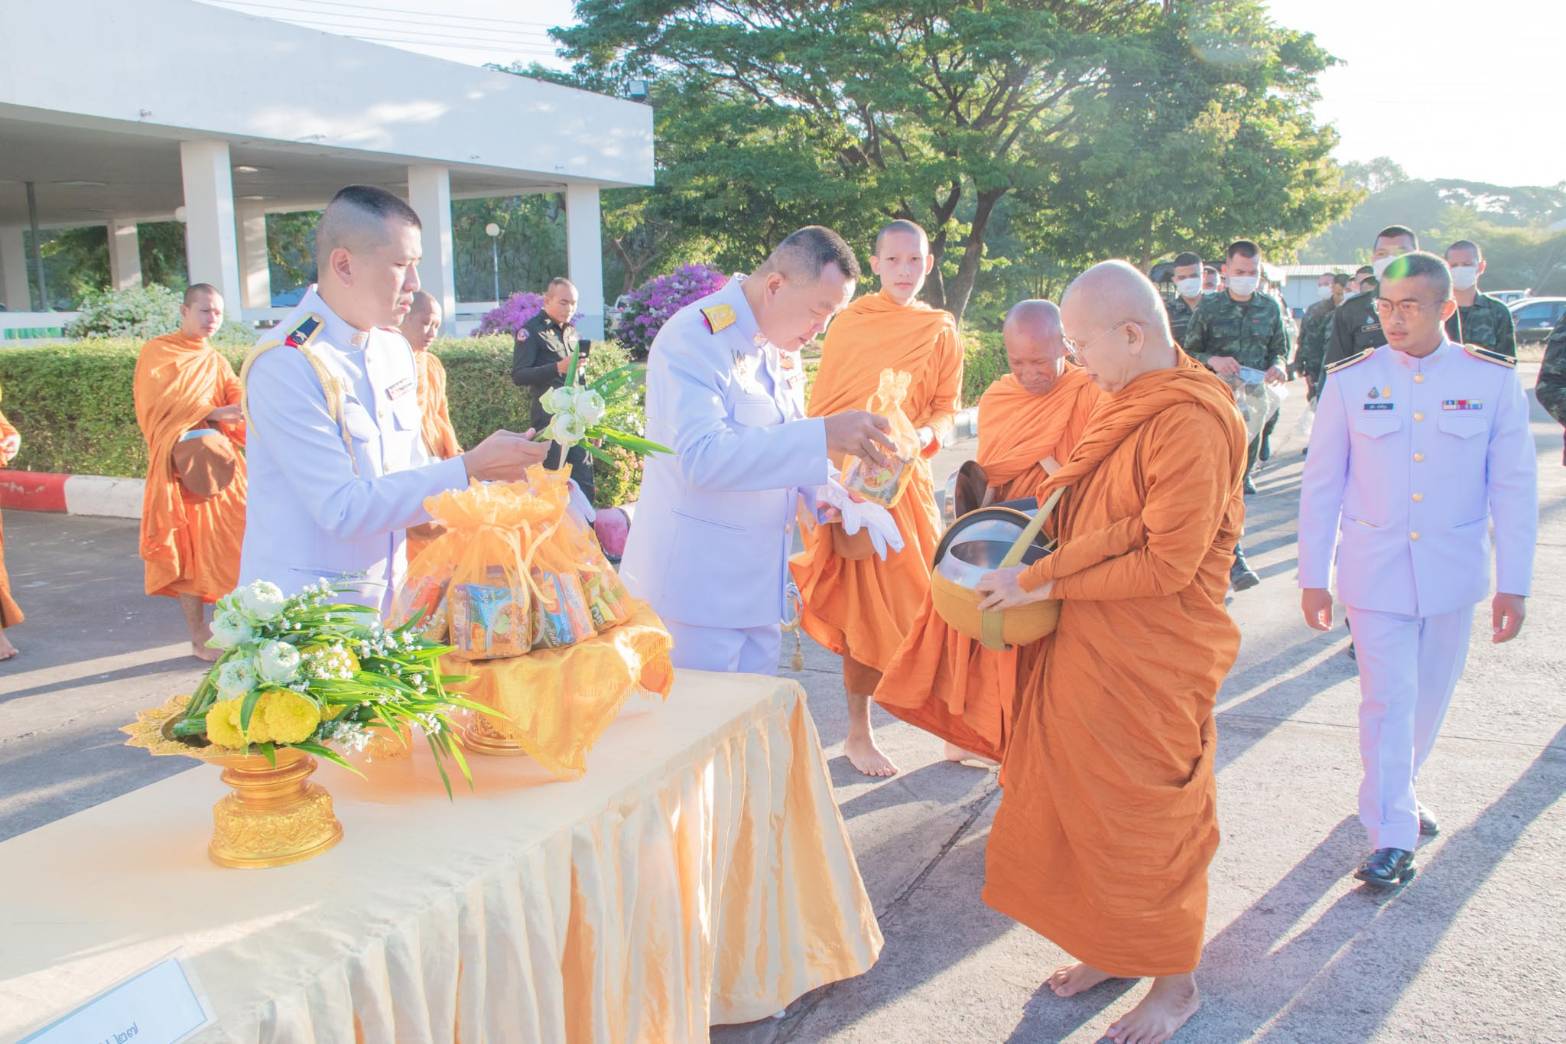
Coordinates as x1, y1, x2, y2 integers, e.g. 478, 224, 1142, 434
393, 482, 538, 660
519, 465, 633, 649
840, 368, 922, 508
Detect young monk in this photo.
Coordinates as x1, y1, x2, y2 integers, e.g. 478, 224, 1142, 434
790, 219, 962, 776
874, 300, 1100, 764
134, 284, 247, 661
0, 383, 22, 660
399, 291, 463, 563
975, 261, 1247, 1043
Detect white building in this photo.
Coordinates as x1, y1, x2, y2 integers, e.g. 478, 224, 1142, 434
0, 0, 654, 339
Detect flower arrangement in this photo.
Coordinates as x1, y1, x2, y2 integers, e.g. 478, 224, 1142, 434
168, 580, 490, 795
474, 290, 545, 337
613, 263, 729, 357
538, 354, 672, 462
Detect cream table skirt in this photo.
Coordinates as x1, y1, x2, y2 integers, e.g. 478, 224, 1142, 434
1, 670, 882, 1042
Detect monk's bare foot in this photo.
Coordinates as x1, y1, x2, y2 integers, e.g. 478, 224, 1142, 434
191, 642, 221, 663
0, 630, 16, 661
845, 730, 898, 777
944, 741, 998, 767
1046, 961, 1116, 998
1106, 974, 1199, 1044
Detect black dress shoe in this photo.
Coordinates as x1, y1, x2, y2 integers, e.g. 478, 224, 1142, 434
1230, 555, 1261, 592
1355, 847, 1416, 889
1259, 432, 1273, 462
1418, 806, 1439, 837
1243, 474, 1259, 495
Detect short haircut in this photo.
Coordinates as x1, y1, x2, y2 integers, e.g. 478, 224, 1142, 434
764, 225, 861, 283
1381, 250, 1452, 301
545, 277, 576, 295
316, 184, 422, 271
1226, 239, 1261, 262
1333, 273, 1352, 287
407, 290, 439, 315
183, 282, 220, 306
1374, 224, 1418, 249
875, 219, 929, 254
1203, 264, 1219, 275
1354, 264, 1374, 278
1445, 239, 1483, 261
1172, 251, 1201, 270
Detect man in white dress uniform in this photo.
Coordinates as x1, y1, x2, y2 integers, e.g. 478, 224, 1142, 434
240, 185, 545, 613
1298, 250, 1537, 889
620, 226, 899, 674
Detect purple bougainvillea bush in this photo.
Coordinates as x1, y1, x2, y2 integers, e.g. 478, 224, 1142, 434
475, 291, 545, 337
614, 264, 728, 357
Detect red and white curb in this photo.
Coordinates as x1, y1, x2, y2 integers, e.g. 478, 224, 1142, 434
0, 470, 144, 519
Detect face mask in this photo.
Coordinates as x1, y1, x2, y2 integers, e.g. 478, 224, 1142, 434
1317, 284, 1334, 301
1176, 277, 1202, 298
1372, 255, 1397, 280
1227, 275, 1259, 296
1450, 265, 1479, 290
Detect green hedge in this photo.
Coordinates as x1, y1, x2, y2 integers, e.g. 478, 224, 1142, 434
0, 335, 645, 505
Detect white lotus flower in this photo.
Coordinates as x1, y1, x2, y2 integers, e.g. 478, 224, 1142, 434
554, 411, 588, 444
208, 609, 254, 649
256, 640, 302, 685
216, 658, 258, 699
539, 386, 570, 414
237, 580, 286, 621
575, 390, 606, 425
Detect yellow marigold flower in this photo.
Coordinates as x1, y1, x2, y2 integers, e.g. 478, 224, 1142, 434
260, 688, 322, 744
203, 697, 248, 749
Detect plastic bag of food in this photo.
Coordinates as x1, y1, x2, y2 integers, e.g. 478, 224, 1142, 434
840, 368, 923, 508
520, 465, 631, 647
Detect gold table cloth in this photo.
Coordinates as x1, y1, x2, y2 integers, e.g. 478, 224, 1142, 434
1, 671, 882, 1042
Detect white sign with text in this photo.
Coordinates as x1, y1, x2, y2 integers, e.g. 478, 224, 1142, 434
21, 955, 211, 1044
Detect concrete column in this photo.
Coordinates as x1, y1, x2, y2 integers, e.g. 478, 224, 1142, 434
178, 139, 243, 306
0, 228, 29, 310
107, 219, 142, 290
237, 206, 272, 311
406, 164, 456, 335
565, 183, 606, 340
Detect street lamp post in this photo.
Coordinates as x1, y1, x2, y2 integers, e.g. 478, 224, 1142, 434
484, 222, 502, 304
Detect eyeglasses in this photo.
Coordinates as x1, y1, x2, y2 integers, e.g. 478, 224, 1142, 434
1062, 319, 1143, 360
1373, 297, 1434, 319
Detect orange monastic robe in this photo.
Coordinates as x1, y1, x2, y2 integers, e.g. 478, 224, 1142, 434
790, 291, 962, 690
874, 368, 1100, 759
983, 353, 1246, 977
0, 398, 22, 628
133, 333, 247, 601
407, 350, 463, 563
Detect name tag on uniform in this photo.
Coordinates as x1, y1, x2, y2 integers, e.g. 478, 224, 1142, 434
387, 378, 415, 400
1442, 399, 1482, 411
1363, 402, 1395, 411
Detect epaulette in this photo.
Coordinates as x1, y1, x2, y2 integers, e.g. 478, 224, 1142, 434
1325, 347, 1373, 375
1463, 342, 1516, 368
701, 303, 736, 334
238, 313, 356, 473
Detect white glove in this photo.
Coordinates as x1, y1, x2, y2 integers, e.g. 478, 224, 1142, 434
818, 479, 904, 560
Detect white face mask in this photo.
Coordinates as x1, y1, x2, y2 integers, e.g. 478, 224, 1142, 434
1372, 254, 1398, 280
1227, 275, 1259, 297
1450, 265, 1479, 290
1317, 284, 1334, 301
1176, 277, 1202, 299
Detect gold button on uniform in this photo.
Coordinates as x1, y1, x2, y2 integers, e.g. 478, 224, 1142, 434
1410, 531, 1421, 541
1413, 411, 1425, 421
1412, 493, 1424, 502
1413, 452, 1425, 462
1414, 374, 1425, 383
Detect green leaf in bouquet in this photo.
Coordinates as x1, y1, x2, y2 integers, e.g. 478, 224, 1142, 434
292, 738, 364, 777
257, 741, 277, 766
238, 686, 265, 733
427, 731, 456, 799
582, 441, 615, 464
171, 713, 209, 739
592, 426, 673, 456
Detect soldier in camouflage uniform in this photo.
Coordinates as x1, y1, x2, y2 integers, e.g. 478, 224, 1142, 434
1163, 250, 1204, 347
1538, 312, 1566, 464
1293, 272, 1348, 402
1325, 225, 1420, 372
1443, 239, 1517, 357
1182, 239, 1291, 591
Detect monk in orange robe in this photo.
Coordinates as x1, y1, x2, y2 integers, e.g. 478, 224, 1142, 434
791, 220, 962, 776
0, 385, 23, 660
875, 300, 1100, 764
975, 261, 1246, 1043
134, 284, 247, 660
400, 292, 463, 563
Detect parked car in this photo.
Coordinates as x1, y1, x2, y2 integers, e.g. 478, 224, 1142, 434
1489, 289, 1530, 305
1509, 297, 1566, 346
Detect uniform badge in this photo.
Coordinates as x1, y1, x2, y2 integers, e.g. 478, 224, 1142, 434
1382, 386, 1391, 399
388, 377, 415, 400
516, 328, 529, 342
1367, 387, 1379, 399
1363, 402, 1395, 411
702, 304, 737, 334
284, 314, 323, 349
1442, 399, 1483, 411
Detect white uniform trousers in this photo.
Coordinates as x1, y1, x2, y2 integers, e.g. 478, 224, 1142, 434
1345, 604, 1475, 851
666, 620, 782, 675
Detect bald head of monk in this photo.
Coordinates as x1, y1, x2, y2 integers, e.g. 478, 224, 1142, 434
179, 283, 224, 341
399, 290, 442, 352
315, 184, 424, 331
870, 220, 934, 308
1061, 260, 1178, 394
1002, 300, 1069, 397
745, 225, 861, 351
